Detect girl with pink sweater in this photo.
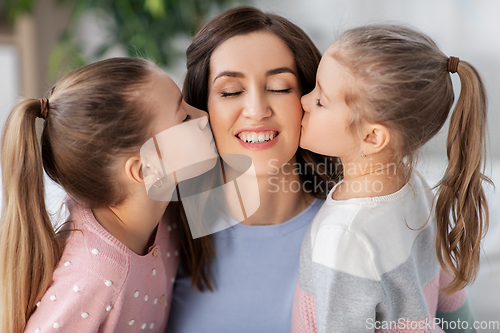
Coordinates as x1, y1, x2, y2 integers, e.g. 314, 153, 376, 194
0, 58, 208, 333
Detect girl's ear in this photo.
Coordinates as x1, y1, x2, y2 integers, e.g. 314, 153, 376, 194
125, 156, 145, 185
360, 123, 391, 156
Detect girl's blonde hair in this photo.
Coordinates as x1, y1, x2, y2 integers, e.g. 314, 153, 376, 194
0, 57, 158, 333
330, 24, 489, 294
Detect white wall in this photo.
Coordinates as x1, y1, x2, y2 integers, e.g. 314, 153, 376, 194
0, 45, 20, 127
0, 45, 20, 210
0, 44, 67, 218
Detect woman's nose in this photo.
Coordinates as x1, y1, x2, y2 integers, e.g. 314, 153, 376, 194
241, 91, 272, 121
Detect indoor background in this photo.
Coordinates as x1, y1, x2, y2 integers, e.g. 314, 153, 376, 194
1, 0, 499, 331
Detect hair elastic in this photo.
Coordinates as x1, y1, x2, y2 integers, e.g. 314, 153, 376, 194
447, 56, 460, 74
39, 98, 49, 119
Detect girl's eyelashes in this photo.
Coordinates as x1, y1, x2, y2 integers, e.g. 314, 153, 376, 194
183, 114, 191, 122
316, 98, 323, 107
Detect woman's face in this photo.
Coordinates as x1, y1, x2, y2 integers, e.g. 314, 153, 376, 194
207, 31, 303, 175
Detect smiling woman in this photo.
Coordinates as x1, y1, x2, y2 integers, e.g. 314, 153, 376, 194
208, 31, 303, 176
168, 6, 340, 333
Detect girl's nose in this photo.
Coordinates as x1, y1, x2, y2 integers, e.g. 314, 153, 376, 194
301, 92, 312, 113
183, 99, 207, 120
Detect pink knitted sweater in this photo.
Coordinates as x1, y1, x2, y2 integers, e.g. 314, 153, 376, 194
24, 198, 179, 333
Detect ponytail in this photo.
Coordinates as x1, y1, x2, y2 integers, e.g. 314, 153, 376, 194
0, 99, 61, 333
435, 61, 491, 294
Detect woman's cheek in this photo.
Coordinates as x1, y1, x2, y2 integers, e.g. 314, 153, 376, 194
291, 98, 306, 134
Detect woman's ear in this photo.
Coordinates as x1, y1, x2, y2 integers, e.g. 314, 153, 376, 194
360, 123, 391, 156
125, 156, 145, 185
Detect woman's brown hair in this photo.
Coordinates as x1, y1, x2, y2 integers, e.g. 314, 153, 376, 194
179, 6, 340, 291
0, 57, 158, 333
328, 24, 490, 294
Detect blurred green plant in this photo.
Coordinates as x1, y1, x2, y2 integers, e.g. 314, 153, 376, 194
1, 0, 245, 76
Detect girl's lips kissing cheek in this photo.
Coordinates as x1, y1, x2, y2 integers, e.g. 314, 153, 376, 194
235, 129, 280, 150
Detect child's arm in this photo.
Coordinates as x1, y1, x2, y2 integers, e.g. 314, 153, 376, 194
436, 269, 477, 333
24, 260, 121, 332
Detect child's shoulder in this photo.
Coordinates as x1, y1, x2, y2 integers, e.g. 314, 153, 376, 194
307, 172, 436, 280
26, 237, 128, 332
25, 202, 134, 332
56, 198, 132, 285
313, 171, 434, 230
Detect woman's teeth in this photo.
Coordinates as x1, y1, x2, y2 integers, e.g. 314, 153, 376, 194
238, 131, 278, 143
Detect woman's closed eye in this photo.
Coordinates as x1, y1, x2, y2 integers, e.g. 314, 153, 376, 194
221, 91, 243, 97
268, 88, 292, 94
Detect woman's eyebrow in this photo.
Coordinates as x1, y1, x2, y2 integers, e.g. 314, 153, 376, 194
266, 67, 297, 77
213, 71, 245, 83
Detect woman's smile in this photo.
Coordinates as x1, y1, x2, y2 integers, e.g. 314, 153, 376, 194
235, 127, 280, 150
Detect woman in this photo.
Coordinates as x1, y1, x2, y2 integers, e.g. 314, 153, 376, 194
169, 6, 339, 332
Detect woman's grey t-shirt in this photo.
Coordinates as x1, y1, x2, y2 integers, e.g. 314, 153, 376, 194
168, 199, 323, 333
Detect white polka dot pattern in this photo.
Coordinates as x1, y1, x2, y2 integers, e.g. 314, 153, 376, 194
23, 202, 180, 333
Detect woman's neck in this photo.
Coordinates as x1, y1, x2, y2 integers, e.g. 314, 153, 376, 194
239, 158, 316, 226
92, 196, 169, 255
334, 154, 407, 200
